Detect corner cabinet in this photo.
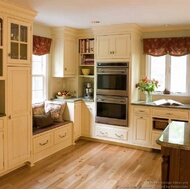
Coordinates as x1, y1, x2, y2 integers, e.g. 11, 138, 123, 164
96, 34, 131, 59
7, 67, 31, 167
52, 27, 77, 77
8, 18, 31, 65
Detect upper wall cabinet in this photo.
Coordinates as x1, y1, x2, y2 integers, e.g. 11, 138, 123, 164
52, 27, 77, 77
96, 34, 131, 59
8, 18, 31, 65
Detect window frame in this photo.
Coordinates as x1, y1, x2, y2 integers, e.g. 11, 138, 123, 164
32, 54, 48, 104
146, 54, 190, 96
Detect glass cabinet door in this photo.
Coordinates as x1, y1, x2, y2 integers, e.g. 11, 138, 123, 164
8, 19, 30, 64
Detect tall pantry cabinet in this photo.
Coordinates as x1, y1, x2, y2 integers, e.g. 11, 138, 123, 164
0, 1, 36, 175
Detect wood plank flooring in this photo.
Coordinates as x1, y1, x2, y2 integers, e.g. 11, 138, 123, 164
0, 140, 162, 189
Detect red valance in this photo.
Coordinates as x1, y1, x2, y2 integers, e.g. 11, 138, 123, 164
143, 37, 190, 56
33, 35, 52, 56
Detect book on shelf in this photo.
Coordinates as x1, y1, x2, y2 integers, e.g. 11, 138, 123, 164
89, 40, 94, 53
152, 99, 183, 106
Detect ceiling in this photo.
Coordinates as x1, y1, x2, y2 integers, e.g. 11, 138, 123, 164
4, 0, 190, 29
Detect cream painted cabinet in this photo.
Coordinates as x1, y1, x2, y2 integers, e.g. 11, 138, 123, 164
0, 118, 4, 172
63, 101, 81, 140
81, 102, 95, 137
133, 106, 151, 147
96, 34, 131, 59
52, 29, 77, 77
7, 67, 31, 167
8, 18, 31, 65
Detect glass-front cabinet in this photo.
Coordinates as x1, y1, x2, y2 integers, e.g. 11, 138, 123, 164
8, 18, 31, 65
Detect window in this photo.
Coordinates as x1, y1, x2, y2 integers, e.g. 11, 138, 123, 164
147, 55, 190, 95
32, 55, 47, 103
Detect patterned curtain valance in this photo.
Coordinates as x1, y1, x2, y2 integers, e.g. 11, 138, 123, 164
33, 35, 52, 56
143, 37, 190, 56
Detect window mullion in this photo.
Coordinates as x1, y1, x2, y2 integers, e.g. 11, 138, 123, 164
165, 55, 171, 91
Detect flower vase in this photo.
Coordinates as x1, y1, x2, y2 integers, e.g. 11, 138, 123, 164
145, 92, 152, 102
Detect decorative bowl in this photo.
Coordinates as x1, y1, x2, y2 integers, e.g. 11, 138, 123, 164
82, 69, 90, 75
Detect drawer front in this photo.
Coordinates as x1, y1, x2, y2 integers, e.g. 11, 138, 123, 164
54, 125, 71, 145
96, 125, 128, 141
33, 133, 53, 154
96, 126, 110, 138
109, 128, 128, 141
152, 108, 189, 120
0, 119, 4, 130
133, 106, 151, 115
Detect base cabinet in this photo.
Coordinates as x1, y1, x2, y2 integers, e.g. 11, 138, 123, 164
63, 101, 81, 140
81, 102, 95, 137
0, 131, 4, 171
95, 123, 128, 142
133, 115, 151, 147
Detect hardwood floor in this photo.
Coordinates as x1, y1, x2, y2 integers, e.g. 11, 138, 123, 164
0, 140, 162, 189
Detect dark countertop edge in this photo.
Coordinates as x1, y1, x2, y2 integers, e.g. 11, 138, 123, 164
131, 101, 190, 110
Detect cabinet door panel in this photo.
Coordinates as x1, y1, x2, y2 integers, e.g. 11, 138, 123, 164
7, 67, 31, 166
97, 36, 112, 58
0, 131, 4, 171
133, 116, 150, 146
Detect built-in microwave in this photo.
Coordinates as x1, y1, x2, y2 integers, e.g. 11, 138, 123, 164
96, 62, 129, 97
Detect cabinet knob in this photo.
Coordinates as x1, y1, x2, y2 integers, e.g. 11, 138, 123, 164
65, 68, 67, 71
8, 53, 11, 57
8, 115, 11, 119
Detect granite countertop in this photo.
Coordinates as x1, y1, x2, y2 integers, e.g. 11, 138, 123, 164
131, 101, 190, 110
156, 121, 190, 150
53, 97, 94, 103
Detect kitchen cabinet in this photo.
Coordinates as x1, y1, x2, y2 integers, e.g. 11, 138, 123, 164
96, 34, 131, 59
63, 101, 81, 140
7, 67, 31, 167
8, 18, 31, 65
32, 122, 73, 163
0, 118, 4, 172
52, 28, 77, 77
81, 101, 95, 137
95, 123, 128, 142
132, 106, 151, 147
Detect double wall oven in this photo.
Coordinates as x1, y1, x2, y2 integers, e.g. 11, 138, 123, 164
95, 62, 129, 127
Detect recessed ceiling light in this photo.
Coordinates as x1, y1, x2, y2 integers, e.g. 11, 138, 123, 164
91, 21, 100, 24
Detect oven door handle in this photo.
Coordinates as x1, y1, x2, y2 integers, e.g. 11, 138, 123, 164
97, 99, 127, 104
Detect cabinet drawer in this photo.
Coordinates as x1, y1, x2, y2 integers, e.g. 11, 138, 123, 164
152, 108, 189, 120
133, 106, 151, 115
33, 133, 53, 154
54, 125, 71, 145
0, 119, 4, 130
96, 125, 128, 141
109, 128, 128, 141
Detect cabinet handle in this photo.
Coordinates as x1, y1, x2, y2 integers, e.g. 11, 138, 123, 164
65, 68, 67, 71
115, 133, 123, 138
8, 115, 11, 119
8, 53, 11, 57
39, 140, 49, 146
139, 110, 144, 112
166, 113, 172, 115
112, 51, 115, 54
100, 131, 108, 135
59, 133, 67, 138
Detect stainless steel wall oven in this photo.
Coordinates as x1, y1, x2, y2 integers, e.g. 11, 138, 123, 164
96, 62, 129, 97
96, 62, 129, 127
